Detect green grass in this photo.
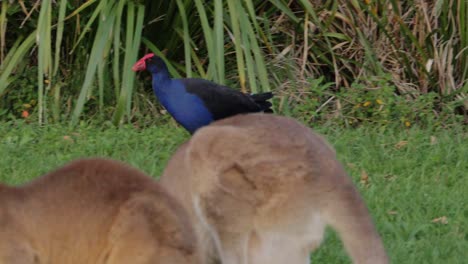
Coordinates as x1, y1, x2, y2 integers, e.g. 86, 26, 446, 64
0, 121, 188, 184
312, 125, 468, 263
0, 121, 467, 263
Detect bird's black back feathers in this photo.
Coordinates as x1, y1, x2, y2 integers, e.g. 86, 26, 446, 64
180, 78, 273, 120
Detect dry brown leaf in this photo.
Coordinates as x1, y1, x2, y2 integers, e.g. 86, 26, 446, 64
63, 136, 74, 143
432, 216, 448, 224
394, 140, 408, 149
360, 170, 369, 186
384, 174, 397, 181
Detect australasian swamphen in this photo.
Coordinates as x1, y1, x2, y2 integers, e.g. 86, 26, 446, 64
132, 53, 273, 134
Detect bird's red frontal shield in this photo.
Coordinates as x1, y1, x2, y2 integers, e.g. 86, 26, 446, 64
132, 53, 155, 71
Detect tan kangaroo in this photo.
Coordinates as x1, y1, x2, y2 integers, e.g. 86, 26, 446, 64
0, 158, 200, 264
160, 113, 389, 264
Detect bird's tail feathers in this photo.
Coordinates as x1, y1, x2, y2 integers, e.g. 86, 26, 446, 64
252, 92, 273, 112
257, 101, 273, 112
251, 92, 273, 101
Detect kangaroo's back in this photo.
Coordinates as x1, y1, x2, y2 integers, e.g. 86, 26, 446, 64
161, 113, 388, 264
0, 158, 201, 264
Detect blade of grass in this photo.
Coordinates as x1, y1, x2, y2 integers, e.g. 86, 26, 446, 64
97, 55, 105, 111
0, 32, 35, 95
243, 0, 273, 54
126, 3, 145, 113
53, 0, 68, 76
0, 0, 8, 63
232, 2, 261, 93
0, 36, 21, 72
227, 0, 247, 92
87, 0, 114, 105
98, 7, 116, 113
457, 0, 467, 83
71, 2, 117, 126
69, 0, 105, 54
239, 6, 271, 93
190, 48, 207, 78
214, 0, 225, 84
64, 0, 98, 21
239, 13, 258, 94
112, 0, 126, 99
175, 0, 192, 77
49, 0, 68, 122
112, 3, 145, 125
356, 28, 384, 76
268, 0, 299, 23
37, 0, 52, 124
193, 0, 216, 81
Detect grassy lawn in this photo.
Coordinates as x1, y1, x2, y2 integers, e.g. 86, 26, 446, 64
0, 120, 466, 263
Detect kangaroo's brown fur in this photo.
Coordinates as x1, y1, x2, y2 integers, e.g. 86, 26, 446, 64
0, 158, 200, 264
160, 114, 389, 264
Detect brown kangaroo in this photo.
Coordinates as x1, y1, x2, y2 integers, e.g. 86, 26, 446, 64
0, 158, 200, 264
160, 113, 389, 264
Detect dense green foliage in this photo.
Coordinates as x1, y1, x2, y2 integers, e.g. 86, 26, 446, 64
0, 1, 466, 127
1, 121, 467, 262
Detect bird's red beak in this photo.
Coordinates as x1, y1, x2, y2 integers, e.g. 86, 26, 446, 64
132, 53, 155, 72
